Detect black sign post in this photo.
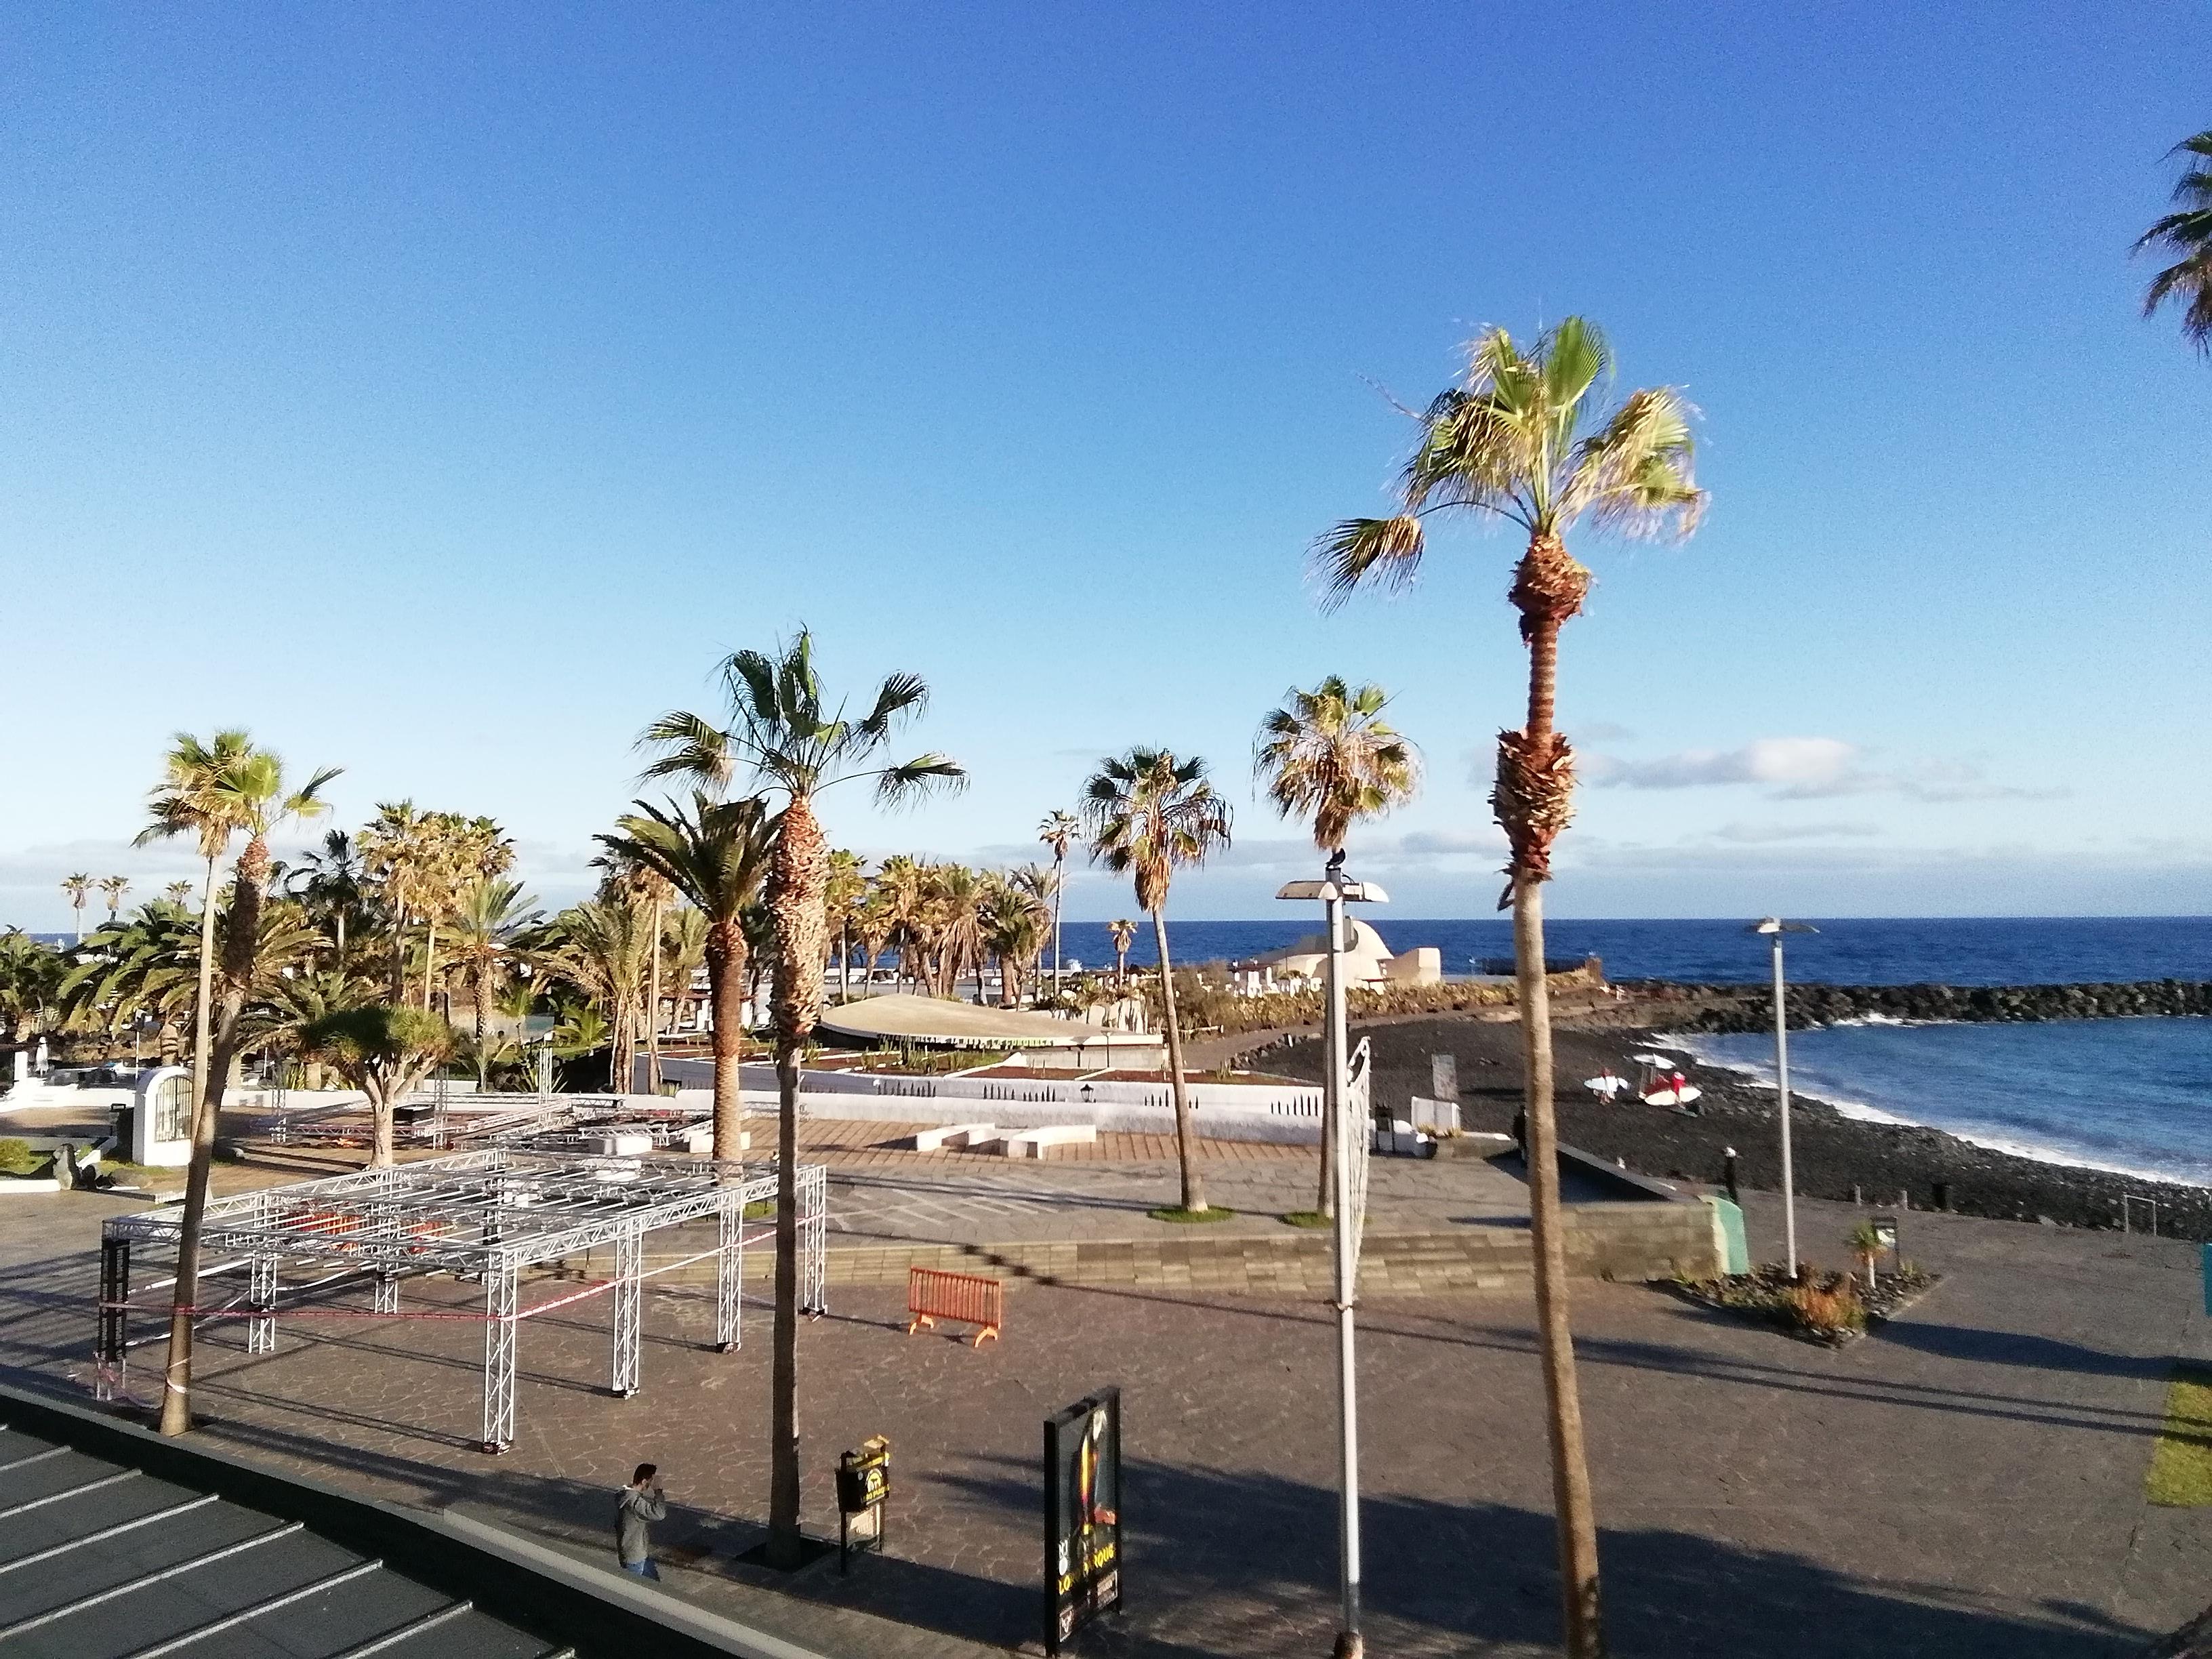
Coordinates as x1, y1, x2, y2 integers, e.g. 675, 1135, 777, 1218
1044, 1387, 1123, 1654
836, 1436, 890, 1573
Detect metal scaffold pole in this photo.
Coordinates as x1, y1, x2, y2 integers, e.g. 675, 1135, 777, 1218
800, 1164, 828, 1316
482, 1262, 518, 1454
716, 1200, 742, 1352
247, 1254, 278, 1355
611, 1229, 643, 1397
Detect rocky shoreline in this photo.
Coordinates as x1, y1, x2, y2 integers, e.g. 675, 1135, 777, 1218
1258, 1000, 2212, 1244
1622, 976, 2212, 1033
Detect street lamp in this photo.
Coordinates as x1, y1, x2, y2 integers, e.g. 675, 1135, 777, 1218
1277, 851, 1387, 1659
1748, 917, 1818, 1278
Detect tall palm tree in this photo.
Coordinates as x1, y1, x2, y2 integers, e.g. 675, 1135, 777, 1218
447, 878, 542, 1078
542, 896, 653, 1092
98, 876, 131, 923
823, 849, 865, 1002
291, 829, 367, 965
2137, 129, 2212, 352
1037, 810, 1080, 988
1255, 676, 1421, 1215
1107, 917, 1136, 987
161, 880, 193, 906
60, 874, 93, 945
1081, 748, 1231, 1214
361, 802, 434, 1002
983, 874, 1049, 1006
1316, 316, 1702, 1656
598, 792, 777, 1159
136, 731, 339, 1437
643, 629, 960, 1569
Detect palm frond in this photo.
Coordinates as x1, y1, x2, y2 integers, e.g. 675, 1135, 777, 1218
1311, 514, 1425, 604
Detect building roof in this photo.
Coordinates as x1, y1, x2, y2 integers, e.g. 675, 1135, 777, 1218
815, 994, 1162, 1052
1253, 918, 1395, 972
0, 1422, 552, 1658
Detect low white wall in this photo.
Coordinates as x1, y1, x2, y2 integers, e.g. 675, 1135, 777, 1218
734, 1087, 1322, 1147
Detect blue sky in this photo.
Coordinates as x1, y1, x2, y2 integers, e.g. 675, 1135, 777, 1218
3, 3, 2207, 926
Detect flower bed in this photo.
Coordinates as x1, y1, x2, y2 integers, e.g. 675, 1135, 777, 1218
1674, 1263, 1941, 1347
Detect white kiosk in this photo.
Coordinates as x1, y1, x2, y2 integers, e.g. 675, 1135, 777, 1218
128, 1066, 194, 1168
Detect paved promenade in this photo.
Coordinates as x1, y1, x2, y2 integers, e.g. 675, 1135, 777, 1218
0, 1162, 2203, 1655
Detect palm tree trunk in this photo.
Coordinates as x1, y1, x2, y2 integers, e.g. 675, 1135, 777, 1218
1052, 854, 1065, 988
1150, 908, 1204, 1213
391, 907, 408, 1002
647, 896, 665, 1094
474, 963, 490, 1085
422, 920, 438, 1012
159, 854, 222, 1437
705, 922, 746, 1161
1501, 530, 1603, 1658
766, 790, 829, 1569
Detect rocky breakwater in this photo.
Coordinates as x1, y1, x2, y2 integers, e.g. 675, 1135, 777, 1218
1622, 977, 2212, 1034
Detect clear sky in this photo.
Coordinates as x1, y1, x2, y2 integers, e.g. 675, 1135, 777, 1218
3, 3, 2207, 928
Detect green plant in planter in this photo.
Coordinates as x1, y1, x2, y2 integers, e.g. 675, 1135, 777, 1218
1847, 1221, 1885, 1292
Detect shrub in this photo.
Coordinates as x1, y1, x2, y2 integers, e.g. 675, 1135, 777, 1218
0, 1139, 40, 1176
1786, 1276, 1867, 1338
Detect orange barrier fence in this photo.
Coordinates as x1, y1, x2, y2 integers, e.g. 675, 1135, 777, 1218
906, 1267, 1002, 1348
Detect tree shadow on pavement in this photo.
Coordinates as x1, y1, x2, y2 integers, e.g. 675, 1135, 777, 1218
1867, 1319, 2174, 1380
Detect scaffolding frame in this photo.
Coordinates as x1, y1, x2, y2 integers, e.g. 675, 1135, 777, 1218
98, 1149, 830, 1452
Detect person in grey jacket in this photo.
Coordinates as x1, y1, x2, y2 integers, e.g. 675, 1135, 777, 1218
616, 1463, 667, 1578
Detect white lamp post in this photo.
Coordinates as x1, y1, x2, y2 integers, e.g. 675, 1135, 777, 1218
1749, 917, 1818, 1278
1278, 853, 1387, 1659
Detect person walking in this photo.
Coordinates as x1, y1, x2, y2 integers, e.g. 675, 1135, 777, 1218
616, 1463, 667, 1579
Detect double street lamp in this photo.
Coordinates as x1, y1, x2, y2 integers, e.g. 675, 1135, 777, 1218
1277, 851, 1387, 1659
1748, 917, 1817, 1277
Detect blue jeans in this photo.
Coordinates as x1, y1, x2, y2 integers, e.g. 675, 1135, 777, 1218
620, 1557, 660, 1580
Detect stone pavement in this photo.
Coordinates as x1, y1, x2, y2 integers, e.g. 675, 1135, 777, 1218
0, 1181, 2206, 1656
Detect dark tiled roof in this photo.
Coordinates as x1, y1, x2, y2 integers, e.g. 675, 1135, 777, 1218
0, 1423, 558, 1659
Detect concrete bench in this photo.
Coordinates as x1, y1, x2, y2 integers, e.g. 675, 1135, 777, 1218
1000, 1124, 1097, 1158
911, 1123, 1000, 1153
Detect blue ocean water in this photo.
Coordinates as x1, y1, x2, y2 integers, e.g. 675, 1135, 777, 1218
1052, 914, 2212, 1183
1057, 915, 2212, 985
1681, 1017, 2212, 1186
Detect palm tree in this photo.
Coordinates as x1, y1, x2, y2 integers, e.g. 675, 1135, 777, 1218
643, 629, 961, 1569
1316, 316, 1702, 1656
60, 874, 93, 945
98, 876, 131, 923
542, 896, 653, 1092
1081, 749, 1232, 1213
361, 802, 434, 1002
983, 874, 1049, 1006
823, 850, 865, 1003
0, 931, 66, 1050
161, 880, 193, 906
136, 731, 339, 1437
447, 878, 541, 1079
302, 1004, 457, 1167
2137, 130, 2212, 352
597, 793, 777, 1158
1255, 676, 1421, 1215
1107, 917, 1136, 987
291, 829, 367, 965
1037, 810, 1080, 989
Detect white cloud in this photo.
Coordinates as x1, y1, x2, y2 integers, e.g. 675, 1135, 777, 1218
1582, 737, 2056, 803
1709, 821, 1882, 844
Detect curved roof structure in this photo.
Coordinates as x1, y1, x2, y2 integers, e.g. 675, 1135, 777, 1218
816, 994, 1162, 1052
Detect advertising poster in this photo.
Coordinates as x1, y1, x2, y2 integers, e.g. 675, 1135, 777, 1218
1044, 1387, 1122, 1652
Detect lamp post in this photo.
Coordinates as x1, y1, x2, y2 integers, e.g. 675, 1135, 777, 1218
1277, 853, 1387, 1659
1748, 918, 1817, 1278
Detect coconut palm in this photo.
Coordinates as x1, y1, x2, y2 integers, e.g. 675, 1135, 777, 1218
597, 793, 777, 1158
1037, 810, 1080, 988
659, 903, 708, 1036
1256, 676, 1420, 1215
1315, 316, 1702, 1655
60, 874, 93, 945
302, 1005, 457, 1167
643, 629, 961, 1570
135, 730, 339, 1437
98, 876, 131, 923
1107, 917, 1137, 986
925, 863, 988, 999
1081, 749, 1231, 1213
541, 896, 654, 1092
2137, 130, 2212, 353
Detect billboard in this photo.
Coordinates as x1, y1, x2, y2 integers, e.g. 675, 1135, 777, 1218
1044, 1387, 1122, 1652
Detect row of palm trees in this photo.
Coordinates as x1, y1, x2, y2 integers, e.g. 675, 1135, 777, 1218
56, 874, 132, 944
30, 309, 1707, 1650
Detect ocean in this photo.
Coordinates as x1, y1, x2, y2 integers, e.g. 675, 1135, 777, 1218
1054, 914, 2212, 1186
1055, 915, 2212, 985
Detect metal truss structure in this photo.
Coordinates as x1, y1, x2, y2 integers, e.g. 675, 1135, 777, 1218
268, 1092, 714, 1154
98, 1149, 830, 1453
